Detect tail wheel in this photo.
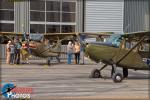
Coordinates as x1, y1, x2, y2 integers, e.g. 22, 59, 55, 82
91, 69, 102, 78
112, 73, 123, 83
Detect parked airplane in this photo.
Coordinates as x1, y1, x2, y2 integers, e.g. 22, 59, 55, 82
0, 32, 113, 65
0, 32, 76, 65
83, 31, 150, 83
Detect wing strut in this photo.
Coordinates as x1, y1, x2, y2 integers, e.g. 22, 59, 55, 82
116, 35, 146, 65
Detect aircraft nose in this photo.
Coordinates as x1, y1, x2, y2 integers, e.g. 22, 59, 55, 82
84, 43, 91, 56
86, 43, 90, 48
83, 42, 89, 49
29, 41, 37, 49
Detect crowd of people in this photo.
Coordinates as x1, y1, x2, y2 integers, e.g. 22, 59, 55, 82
5, 35, 81, 65
6, 38, 22, 64
6, 32, 31, 65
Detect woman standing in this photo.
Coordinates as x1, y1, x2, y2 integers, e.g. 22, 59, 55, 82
74, 42, 81, 64
6, 41, 11, 64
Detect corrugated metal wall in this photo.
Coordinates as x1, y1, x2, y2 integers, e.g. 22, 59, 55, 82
14, 1, 30, 33
124, 0, 150, 33
76, 0, 84, 32
85, 0, 124, 33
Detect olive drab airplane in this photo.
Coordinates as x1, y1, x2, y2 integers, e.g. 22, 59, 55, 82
84, 31, 150, 83
0, 32, 113, 65
0, 32, 77, 65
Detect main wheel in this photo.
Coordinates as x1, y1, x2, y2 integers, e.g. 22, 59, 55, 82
91, 69, 102, 78
112, 73, 123, 83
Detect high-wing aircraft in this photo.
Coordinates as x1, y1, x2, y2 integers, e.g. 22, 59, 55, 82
0, 32, 113, 65
0, 32, 77, 65
83, 31, 150, 83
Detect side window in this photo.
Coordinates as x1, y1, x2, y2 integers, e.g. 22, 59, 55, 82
139, 43, 149, 52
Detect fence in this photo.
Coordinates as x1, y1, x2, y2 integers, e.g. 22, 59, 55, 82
0, 44, 68, 60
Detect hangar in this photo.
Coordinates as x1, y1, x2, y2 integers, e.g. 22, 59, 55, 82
0, 0, 149, 34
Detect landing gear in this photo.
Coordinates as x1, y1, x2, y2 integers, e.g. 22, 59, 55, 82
91, 69, 102, 78
112, 73, 123, 83
90, 64, 124, 83
90, 64, 107, 78
111, 65, 115, 77
111, 64, 123, 83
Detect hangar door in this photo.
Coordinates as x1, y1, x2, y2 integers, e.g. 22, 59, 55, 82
85, 0, 124, 33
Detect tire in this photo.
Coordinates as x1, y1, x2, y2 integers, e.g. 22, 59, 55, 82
91, 69, 101, 78
112, 73, 123, 83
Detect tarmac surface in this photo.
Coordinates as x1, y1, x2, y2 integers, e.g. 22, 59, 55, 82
1, 60, 150, 100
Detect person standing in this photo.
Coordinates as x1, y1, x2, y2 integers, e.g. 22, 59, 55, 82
14, 39, 22, 64
24, 32, 31, 54
67, 41, 74, 64
74, 42, 81, 64
10, 42, 15, 64
6, 41, 11, 64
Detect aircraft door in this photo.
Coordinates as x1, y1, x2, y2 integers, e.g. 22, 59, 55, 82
112, 40, 148, 69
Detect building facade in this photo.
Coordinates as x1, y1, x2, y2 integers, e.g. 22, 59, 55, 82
0, 0, 14, 32
84, 0, 124, 33
0, 0, 150, 34
124, 0, 150, 33
0, 0, 83, 34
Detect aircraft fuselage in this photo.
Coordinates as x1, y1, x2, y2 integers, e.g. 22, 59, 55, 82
85, 44, 149, 70
22, 41, 59, 58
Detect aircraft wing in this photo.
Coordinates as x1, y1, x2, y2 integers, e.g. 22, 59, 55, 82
0, 32, 114, 44
0, 32, 114, 37
121, 31, 150, 41
0, 32, 23, 36
78, 32, 114, 38
78, 32, 114, 36
44, 33, 77, 42
0, 32, 24, 44
44, 32, 114, 40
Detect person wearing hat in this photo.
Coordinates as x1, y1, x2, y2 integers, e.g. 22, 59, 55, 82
67, 41, 74, 64
6, 41, 11, 64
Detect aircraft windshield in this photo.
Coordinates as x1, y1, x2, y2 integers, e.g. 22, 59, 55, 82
105, 34, 121, 46
30, 34, 43, 41
106, 34, 121, 42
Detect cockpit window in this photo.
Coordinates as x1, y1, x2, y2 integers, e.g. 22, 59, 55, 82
105, 34, 121, 46
106, 35, 120, 42
30, 34, 43, 41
